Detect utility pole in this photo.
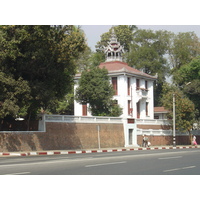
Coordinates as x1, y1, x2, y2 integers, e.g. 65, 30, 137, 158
173, 93, 176, 147
97, 125, 101, 149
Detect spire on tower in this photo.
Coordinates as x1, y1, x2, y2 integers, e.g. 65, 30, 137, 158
103, 28, 124, 62
110, 28, 117, 43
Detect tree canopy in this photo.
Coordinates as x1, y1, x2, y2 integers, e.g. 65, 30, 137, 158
161, 83, 195, 132
172, 57, 200, 119
0, 72, 31, 118
168, 32, 200, 72
0, 25, 86, 119
124, 29, 171, 106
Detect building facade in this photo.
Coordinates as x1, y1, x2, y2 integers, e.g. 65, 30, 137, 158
74, 29, 157, 120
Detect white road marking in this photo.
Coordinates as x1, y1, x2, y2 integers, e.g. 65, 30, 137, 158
164, 168, 180, 172
158, 156, 182, 160
4, 172, 30, 175
163, 166, 196, 172
0, 157, 95, 168
182, 166, 196, 170
85, 161, 126, 167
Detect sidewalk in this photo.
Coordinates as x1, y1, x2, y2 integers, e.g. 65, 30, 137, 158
0, 145, 199, 157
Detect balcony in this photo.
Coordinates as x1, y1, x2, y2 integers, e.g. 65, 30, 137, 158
136, 88, 148, 102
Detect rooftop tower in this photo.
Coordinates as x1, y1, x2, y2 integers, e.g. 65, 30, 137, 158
104, 28, 125, 62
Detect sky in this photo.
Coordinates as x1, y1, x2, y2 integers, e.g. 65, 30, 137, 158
81, 25, 200, 51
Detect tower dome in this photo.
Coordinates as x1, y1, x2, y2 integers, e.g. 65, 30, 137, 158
104, 28, 124, 62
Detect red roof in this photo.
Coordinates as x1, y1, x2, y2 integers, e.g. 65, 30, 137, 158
98, 61, 157, 79
154, 107, 168, 113
75, 61, 157, 80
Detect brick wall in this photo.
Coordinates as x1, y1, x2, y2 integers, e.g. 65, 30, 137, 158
0, 122, 125, 152
0, 120, 198, 152
37, 122, 125, 150
137, 135, 194, 146
0, 133, 43, 152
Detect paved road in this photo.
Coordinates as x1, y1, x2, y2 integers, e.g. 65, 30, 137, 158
0, 148, 199, 175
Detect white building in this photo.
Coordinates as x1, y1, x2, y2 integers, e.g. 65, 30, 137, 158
74, 29, 157, 120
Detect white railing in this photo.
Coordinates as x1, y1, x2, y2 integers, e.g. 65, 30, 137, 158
137, 129, 200, 136
44, 115, 172, 126
44, 115, 123, 124
191, 130, 200, 135
136, 89, 148, 99
141, 90, 148, 97
136, 119, 170, 125
137, 128, 172, 136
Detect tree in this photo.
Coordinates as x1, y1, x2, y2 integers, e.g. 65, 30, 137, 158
0, 72, 31, 118
173, 57, 200, 119
75, 46, 93, 72
161, 83, 195, 132
168, 32, 200, 72
126, 29, 170, 73
125, 29, 171, 106
75, 67, 122, 116
0, 25, 86, 119
48, 93, 74, 115
75, 46, 105, 72
89, 51, 105, 68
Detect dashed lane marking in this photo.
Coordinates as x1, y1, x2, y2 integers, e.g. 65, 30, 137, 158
158, 156, 182, 160
85, 161, 127, 167
163, 166, 196, 172
3, 172, 30, 175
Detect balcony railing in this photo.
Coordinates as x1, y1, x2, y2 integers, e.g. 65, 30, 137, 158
136, 88, 148, 100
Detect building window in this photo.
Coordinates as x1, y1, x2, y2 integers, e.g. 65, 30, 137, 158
82, 104, 87, 116
112, 77, 118, 95
145, 80, 148, 90
146, 102, 149, 116
137, 101, 140, 119
136, 79, 140, 90
127, 77, 131, 95
128, 100, 132, 115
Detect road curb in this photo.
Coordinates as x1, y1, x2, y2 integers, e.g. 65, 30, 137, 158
0, 145, 199, 157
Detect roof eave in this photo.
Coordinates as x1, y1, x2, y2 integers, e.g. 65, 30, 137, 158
107, 70, 157, 80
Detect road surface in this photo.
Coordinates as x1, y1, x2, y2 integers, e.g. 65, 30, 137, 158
0, 148, 199, 175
